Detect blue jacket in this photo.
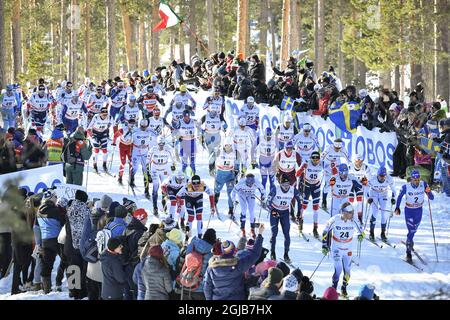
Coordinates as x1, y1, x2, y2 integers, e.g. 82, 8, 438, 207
106, 218, 127, 238
186, 236, 213, 293
99, 250, 126, 300
161, 239, 180, 272
203, 234, 263, 300
36, 200, 65, 240
132, 261, 145, 300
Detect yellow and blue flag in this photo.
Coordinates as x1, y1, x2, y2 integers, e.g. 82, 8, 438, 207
419, 137, 441, 155
280, 96, 294, 111
328, 100, 362, 134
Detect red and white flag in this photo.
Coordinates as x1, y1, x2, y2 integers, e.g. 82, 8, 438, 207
152, 0, 182, 32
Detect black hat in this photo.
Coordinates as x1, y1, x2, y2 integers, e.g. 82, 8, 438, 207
107, 237, 122, 251
75, 190, 88, 203
432, 102, 441, 110
280, 174, 290, 184
191, 175, 201, 185
291, 268, 304, 282
276, 261, 291, 277
299, 276, 314, 294
202, 228, 217, 245
218, 52, 225, 59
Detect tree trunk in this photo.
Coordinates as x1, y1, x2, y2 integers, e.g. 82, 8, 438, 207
236, 0, 248, 57
119, 0, 135, 72
289, 0, 300, 54
60, 0, 66, 77
394, 65, 401, 93
436, 0, 449, 103
380, 70, 391, 89
178, 22, 185, 62
69, 0, 78, 82
338, 0, 345, 85
258, 0, 268, 57
106, 0, 116, 79
358, 60, 367, 88
84, 2, 90, 78
170, 28, 175, 61
314, 0, 318, 70
268, 0, 277, 64
188, 1, 196, 60
317, 0, 325, 74
206, 0, 216, 53
150, 0, 160, 71
279, 0, 290, 69
11, 0, 22, 82
139, 14, 147, 70
0, 0, 5, 89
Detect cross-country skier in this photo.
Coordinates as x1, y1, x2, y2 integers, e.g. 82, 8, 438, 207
275, 114, 298, 150
233, 115, 255, 176
177, 110, 198, 175
322, 202, 364, 298
1, 85, 19, 129
199, 103, 228, 173
55, 81, 75, 126
150, 75, 166, 96
292, 123, 319, 161
87, 106, 113, 173
170, 84, 196, 114
61, 95, 88, 135
26, 85, 56, 133
202, 87, 225, 115
109, 80, 128, 126
394, 169, 434, 263
349, 153, 372, 224
239, 96, 260, 168
176, 175, 215, 239
86, 85, 108, 126
112, 119, 136, 184
214, 137, 238, 219
147, 106, 166, 136
366, 166, 396, 242
321, 138, 350, 210
257, 127, 277, 191
161, 170, 189, 229
117, 94, 141, 126
329, 163, 359, 217
296, 151, 336, 237
231, 173, 266, 238
130, 119, 153, 198
148, 136, 176, 216
138, 85, 165, 119
266, 173, 302, 263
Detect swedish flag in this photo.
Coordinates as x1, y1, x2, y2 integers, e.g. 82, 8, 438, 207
280, 96, 294, 111
419, 137, 441, 155
328, 100, 362, 134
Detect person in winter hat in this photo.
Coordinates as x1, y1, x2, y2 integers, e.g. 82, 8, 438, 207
104, 205, 128, 238
322, 286, 339, 300
276, 261, 290, 278
100, 195, 113, 212
121, 209, 148, 300
297, 276, 315, 300
161, 229, 183, 274
65, 190, 91, 299
100, 238, 126, 300
64, 128, 92, 186
44, 127, 65, 166
269, 273, 298, 300
141, 245, 173, 300
248, 267, 283, 300
204, 224, 265, 300
355, 284, 378, 300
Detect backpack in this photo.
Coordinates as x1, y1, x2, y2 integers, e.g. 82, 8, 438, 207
95, 223, 120, 255
176, 248, 204, 291
81, 220, 100, 263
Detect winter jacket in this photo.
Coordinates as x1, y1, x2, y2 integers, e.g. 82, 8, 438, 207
105, 217, 128, 238
161, 239, 180, 273
268, 290, 297, 300
99, 250, 126, 300
63, 130, 93, 166
66, 200, 91, 250
141, 256, 173, 300
249, 62, 266, 84
185, 237, 213, 293
248, 283, 281, 300
203, 234, 263, 300
122, 217, 147, 266
36, 200, 65, 240
133, 261, 146, 300
138, 228, 166, 259
21, 138, 46, 169
315, 84, 339, 116
233, 78, 254, 101
86, 260, 103, 283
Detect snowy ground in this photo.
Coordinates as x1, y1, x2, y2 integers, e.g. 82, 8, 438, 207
1, 90, 449, 300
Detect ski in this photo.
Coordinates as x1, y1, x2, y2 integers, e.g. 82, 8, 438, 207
309, 233, 322, 242
402, 259, 424, 272
378, 237, 397, 248
400, 241, 428, 265
365, 238, 382, 248
350, 259, 359, 267
299, 232, 310, 242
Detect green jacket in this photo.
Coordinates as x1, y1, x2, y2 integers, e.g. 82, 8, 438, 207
64, 130, 93, 165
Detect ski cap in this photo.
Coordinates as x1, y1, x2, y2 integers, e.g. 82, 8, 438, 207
353, 153, 364, 162
157, 136, 165, 145
285, 141, 294, 149
280, 174, 290, 185
333, 139, 343, 149
303, 123, 312, 131
146, 85, 154, 93
411, 169, 420, 179
191, 175, 201, 185
247, 96, 255, 105
284, 114, 293, 123
311, 151, 320, 160
377, 166, 387, 176
238, 116, 247, 126
179, 84, 187, 92
140, 119, 149, 127
132, 208, 148, 222
265, 127, 273, 137
182, 109, 191, 117
341, 202, 354, 214
151, 75, 158, 82
338, 163, 349, 174
246, 173, 255, 185
162, 216, 177, 232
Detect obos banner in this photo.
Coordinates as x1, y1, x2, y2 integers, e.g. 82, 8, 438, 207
224, 98, 398, 171
0, 164, 64, 195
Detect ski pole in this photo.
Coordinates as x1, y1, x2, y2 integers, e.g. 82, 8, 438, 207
427, 195, 439, 262
85, 160, 89, 191
386, 204, 393, 236
363, 200, 371, 232
310, 254, 327, 280
109, 143, 116, 171
228, 204, 237, 232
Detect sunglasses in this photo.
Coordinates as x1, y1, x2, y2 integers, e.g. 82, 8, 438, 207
311, 157, 320, 160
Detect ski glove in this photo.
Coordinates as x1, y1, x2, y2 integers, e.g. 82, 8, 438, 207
171, 165, 176, 171
425, 186, 431, 193
357, 232, 365, 242
394, 208, 401, 216
271, 210, 280, 217
391, 198, 396, 205
329, 177, 336, 187
367, 198, 373, 204
322, 246, 329, 255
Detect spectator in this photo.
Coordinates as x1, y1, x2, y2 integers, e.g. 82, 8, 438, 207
268, 273, 298, 300
248, 267, 283, 300
297, 276, 315, 300
354, 284, 379, 300
322, 286, 339, 300
100, 238, 126, 300
141, 245, 173, 300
